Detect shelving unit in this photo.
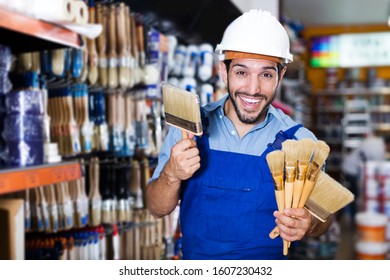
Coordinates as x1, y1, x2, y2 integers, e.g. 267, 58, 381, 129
0, 7, 81, 53
313, 87, 390, 175
0, 161, 81, 195
0, 7, 83, 194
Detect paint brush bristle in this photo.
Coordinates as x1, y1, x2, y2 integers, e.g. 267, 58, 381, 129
298, 138, 316, 164
312, 140, 330, 168
266, 150, 285, 177
162, 83, 202, 136
282, 140, 299, 164
305, 171, 354, 222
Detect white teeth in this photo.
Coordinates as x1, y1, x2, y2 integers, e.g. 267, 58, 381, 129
241, 96, 262, 104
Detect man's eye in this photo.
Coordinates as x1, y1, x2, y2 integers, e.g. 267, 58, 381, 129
236, 71, 246, 75
262, 73, 273, 78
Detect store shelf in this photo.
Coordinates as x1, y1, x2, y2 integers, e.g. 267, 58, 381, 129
317, 107, 344, 113
0, 161, 81, 195
0, 7, 81, 53
316, 87, 390, 96
371, 105, 390, 112
373, 123, 390, 131
320, 138, 342, 145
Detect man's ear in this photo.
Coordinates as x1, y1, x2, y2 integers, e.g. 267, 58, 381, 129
279, 66, 287, 82
219, 61, 228, 84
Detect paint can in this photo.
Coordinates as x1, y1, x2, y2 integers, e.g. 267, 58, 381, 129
355, 241, 388, 260
356, 211, 387, 242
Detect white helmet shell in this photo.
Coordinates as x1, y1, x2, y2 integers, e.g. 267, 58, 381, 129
215, 9, 293, 63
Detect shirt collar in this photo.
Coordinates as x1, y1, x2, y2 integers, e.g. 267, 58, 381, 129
203, 94, 287, 127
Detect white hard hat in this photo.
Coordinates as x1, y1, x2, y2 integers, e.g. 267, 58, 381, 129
215, 9, 293, 64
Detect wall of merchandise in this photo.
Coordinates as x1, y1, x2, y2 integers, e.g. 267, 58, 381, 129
0, 0, 221, 260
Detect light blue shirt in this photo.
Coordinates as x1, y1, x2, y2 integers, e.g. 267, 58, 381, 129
151, 94, 317, 180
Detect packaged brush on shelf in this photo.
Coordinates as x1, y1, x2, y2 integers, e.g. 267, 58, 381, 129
0, 44, 12, 95
2, 71, 44, 167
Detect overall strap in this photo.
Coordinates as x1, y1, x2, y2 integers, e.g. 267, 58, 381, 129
200, 107, 209, 136
194, 107, 211, 150
266, 124, 303, 152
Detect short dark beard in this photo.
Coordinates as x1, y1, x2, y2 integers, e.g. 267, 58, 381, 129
227, 79, 276, 124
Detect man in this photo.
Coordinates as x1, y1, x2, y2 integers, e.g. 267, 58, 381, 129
341, 133, 386, 224
146, 9, 331, 260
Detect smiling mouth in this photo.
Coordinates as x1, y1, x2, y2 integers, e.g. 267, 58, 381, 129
239, 95, 265, 106
240, 96, 264, 104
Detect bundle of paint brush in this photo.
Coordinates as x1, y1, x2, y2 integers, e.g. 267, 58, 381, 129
266, 139, 354, 255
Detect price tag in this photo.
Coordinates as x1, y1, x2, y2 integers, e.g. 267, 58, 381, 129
25, 172, 40, 187
65, 165, 80, 180
0, 175, 10, 190
52, 168, 65, 182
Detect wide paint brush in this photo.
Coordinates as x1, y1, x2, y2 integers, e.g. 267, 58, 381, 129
305, 171, 354, 222
162, 83, 203, 139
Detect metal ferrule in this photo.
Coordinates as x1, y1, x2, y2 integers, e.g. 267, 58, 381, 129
284, 163, 296, 183
296, 162, 309, 181
307, 162, 321, 181
271, 171, 284, 191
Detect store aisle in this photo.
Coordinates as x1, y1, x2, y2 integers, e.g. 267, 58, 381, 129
336, 213, 356, 260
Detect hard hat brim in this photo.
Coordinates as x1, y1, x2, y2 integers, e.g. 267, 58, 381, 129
224, 51, 285, 64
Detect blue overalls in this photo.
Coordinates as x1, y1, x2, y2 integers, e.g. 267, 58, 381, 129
179, 120, 302, 260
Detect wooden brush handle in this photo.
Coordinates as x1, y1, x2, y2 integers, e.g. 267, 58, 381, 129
125, 94, 133, 129
182, 130, 188, 139
51, 49, 64, 76
116, 3, 129, 88
130, 14, 138, 61
18, 52, 32, 72
87, 5, 98, 85
269, 226, 279, 239
125, 6, 132, 56
108, 5, 117, 58
125, 6, 134, 87
58, 95, 67, 155
118, 91, 125, 131
116, 3, 127, 58
283, 240, 289, 256
292, 179, 305, 208
96, 4, 108, 87
108, 4, 118, 89
136, 19, 145, 67
275, 189, 288, 255
107, 92, 116, 126
298, 179, 316, 208
96, 4, 106, 57
88, 157, 96, 199
31, 52, 40, 73
275, 189, 284, 214
136, 21, 144, 54
284, 181, 294, 209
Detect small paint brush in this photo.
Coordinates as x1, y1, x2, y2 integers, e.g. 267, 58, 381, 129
292, 138, 316, 208
298, 140, 330, 208
266, 150, 289, 256
281, 140, 298, 210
